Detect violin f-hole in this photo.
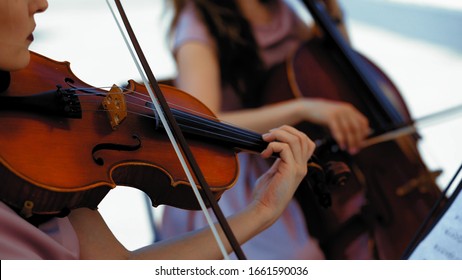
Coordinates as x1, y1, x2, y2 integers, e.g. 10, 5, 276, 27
92, 134, 142, 166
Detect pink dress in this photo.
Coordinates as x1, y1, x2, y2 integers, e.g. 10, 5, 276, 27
157, 0, 325, 260
0, 201, 79, 259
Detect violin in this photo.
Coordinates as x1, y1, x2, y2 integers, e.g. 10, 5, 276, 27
262, 0, 444, 259
0, 51, 346, 219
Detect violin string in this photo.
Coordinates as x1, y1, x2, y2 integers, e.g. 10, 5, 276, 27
74, 88, 265, 151
74, 87, 221, 122
77, 84, 462, 152
75, 87, 264, 144
72, 84, 247, 136
79, 98, 265, 149
73, 85, 239, 125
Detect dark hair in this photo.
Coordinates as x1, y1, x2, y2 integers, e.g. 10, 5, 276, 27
170, 0, 273, 108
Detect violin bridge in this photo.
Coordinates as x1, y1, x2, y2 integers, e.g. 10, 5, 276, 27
102, 85, 128, 130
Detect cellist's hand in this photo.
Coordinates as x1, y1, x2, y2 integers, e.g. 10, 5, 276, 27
297, 98, 370, 154
249, 125, 315, 227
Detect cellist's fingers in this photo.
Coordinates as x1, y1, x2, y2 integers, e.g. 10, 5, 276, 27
298, 98, 369, 153
334, 111, 369, 154
323, 103, 369, 154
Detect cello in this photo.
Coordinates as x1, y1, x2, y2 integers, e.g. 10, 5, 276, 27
263, 0, 444, 259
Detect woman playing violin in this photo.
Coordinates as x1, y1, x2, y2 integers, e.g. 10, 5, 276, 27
157, 0, 371, 259
0, 0, 316, 259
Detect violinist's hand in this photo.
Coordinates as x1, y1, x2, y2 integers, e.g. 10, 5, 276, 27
297, 98, 370, 154
250, 125, 315, 228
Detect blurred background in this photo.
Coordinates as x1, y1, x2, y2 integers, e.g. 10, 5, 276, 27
31, 0, 462, 250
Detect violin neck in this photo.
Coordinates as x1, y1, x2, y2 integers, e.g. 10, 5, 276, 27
160, 108, 268, 154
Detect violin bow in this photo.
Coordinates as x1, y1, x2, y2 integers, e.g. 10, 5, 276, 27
107, 0, 246, 260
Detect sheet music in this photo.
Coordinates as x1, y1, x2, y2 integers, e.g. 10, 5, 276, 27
409, 180, 462, 259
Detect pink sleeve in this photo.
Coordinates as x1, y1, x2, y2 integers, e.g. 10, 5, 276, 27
172, 2, 216, 55
0, 201, 80, 259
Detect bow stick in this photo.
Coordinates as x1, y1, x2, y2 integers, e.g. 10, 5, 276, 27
107, 0, 246, 260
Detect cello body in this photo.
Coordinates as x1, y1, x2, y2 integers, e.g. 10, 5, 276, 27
263, 36, 443, 259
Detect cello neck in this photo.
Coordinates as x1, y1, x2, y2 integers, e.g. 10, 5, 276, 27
301, 0, 405, 130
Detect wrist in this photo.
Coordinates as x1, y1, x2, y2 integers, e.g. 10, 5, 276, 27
245, 200, 275, 232
292, 99, 311, 122
295, 98, 323, 122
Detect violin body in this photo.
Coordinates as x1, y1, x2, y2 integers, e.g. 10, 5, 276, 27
0, 51, 239, 216
1, 51, 343, 219
263, 38, 443, 259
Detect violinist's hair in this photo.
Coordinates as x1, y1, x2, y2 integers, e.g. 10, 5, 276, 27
169, 0, 276, 108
